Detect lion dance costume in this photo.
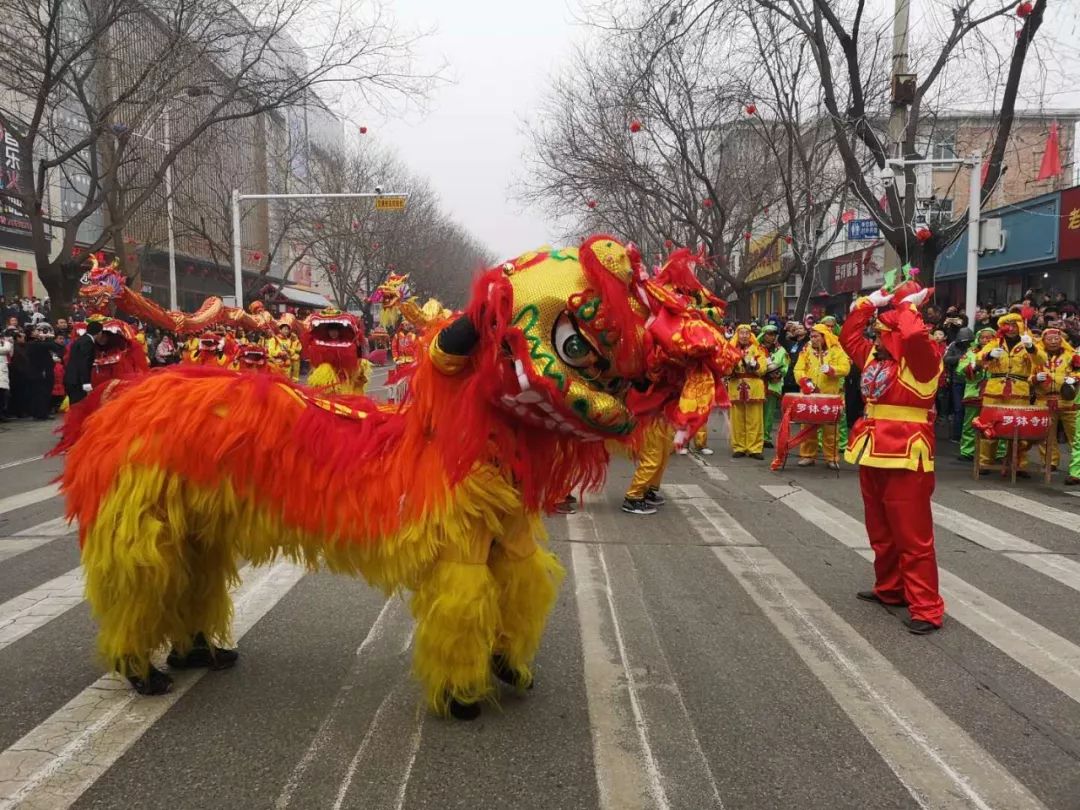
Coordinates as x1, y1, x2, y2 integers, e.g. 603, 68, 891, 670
60, 236, 656, 719
839, 270, 945, 633
303, 308, 372, 395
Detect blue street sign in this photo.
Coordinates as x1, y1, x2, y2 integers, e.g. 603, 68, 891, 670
847, 219, 880, 241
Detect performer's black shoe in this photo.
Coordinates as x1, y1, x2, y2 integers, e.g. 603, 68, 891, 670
978, 469, 991, 476
763, 440, 774, 449
856, 590, 907, 607
1066, 476, 1080, 486
644, 488, 666, 507
564, 494, 577, 505
732, 451, 746, 458
1015, 470, 1031, 479
448, 697, 482, 721
957, 454, 973, 462
621, 498, 657, 515
127, 665, 173, 696
167, 633, 239, 671
749, 452, 765, 460
492, 654, 533, 690
903, 618, 941, 635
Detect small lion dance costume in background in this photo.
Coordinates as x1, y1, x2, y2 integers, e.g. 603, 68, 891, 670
839, 271, 945, 634
303, 308, 372, 395
60, 236, 650, 719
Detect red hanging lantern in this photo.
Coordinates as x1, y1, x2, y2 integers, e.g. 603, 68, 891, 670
388, 263, 396, 271
587, 199, 598, 209
71, 247, 82, 257
329, 263, 338, 274
126, 253, 135, 262
1016, 1, 1033, 17
745, 103, 757, 115
629, 120, 642, 133
702, 198, 714, 208
372, 242, 380, 250
914, 225, 933, 243
743, 230, 753, 240
784, 235, 793, 245
763, 206, 769, 215
351, 220, 360, 230
359, 126, 368, 134
314, 222, 324, 231
663, 239, 673, 249
250, 251, 262, 261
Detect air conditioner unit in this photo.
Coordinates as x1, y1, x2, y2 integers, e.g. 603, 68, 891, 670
977, 218, 1005, 254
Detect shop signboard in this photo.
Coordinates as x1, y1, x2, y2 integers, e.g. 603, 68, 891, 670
936, 192, 1058, 278
832, 243, 884, 293
1060, 186, 1080, 261
846, 219, 880, 241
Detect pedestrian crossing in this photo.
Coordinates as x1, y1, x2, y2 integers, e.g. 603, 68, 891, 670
2, 455, 1080, 808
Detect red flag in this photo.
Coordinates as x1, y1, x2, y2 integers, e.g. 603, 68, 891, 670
980, 158, 990, 187
1037, 122, 1062, 181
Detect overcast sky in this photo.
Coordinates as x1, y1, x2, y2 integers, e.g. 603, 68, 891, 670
363, 0, 1080, 262
369, 0, 577, 261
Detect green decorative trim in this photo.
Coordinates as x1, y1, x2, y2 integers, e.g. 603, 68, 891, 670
513, 305, 565, 388
575, 297, 601, 322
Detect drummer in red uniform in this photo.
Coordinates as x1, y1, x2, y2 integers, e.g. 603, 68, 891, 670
839, 270, 945, 635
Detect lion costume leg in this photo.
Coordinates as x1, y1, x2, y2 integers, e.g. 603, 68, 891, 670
489, 509, 565, 691
82, 469, 240, 693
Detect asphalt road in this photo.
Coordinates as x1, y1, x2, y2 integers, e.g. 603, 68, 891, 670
1, 396, 1080, 809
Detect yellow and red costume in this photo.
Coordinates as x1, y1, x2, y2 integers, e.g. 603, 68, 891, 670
266, 329, 299, 378
973, 313, 1046, 469
185, 332, 235, 368
726, 325, 769, 456
622, 249, 737, 501
391, 326, 417, 365
840, 280, 945, 628
794, 324, 851, 463
58, 235, 659, 718
1031, 327, 1078, 469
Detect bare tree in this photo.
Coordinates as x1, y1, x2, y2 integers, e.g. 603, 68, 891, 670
0, 0, 436, 311
639, 0, 1054, 276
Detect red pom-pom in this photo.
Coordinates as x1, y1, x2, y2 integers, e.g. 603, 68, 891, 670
743, 230, 752, 239
914, 225, 932, 243
702, 198, 714, 208
784, 235, 793, 244
745, 104, 757, 115
664, 239, 673, 249
629, 120, 642, 133
1016, 1, 1033, 17
587, 199, 598, 209
359, 126, 368, 134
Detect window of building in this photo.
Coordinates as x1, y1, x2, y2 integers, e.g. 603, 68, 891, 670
931, 133, 957, 160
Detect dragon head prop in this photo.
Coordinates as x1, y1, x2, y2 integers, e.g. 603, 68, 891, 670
237, 344, 269, 370
371, 273, 411, 327
79, 257, 126, 315
462, 235, 650, 441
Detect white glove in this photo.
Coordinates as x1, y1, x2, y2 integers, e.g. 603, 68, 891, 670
1035, 372, 1048, 382
1066, 376, 1077, 386
867, 289, 894, 308
1020, 333, 1033, 348
765, 362, 779, 373
820, 363, 832, 375
81, 383, 92, 392
900, 288, 931, 308
989, 348, 1005, 359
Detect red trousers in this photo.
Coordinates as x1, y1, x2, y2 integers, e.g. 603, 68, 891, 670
858, 466, 945, 625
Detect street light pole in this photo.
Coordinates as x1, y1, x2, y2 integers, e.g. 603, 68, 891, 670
231, 190, 408, 310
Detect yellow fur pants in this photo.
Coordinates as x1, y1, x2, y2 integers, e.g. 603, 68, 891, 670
410, 506, 565, 714
626, 422, 673, 499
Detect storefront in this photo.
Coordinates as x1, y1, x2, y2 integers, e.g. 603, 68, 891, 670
935, 191, 1060, 307
829, 242, 885, 315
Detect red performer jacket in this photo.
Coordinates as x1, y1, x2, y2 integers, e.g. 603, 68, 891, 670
840, 299, 943, 472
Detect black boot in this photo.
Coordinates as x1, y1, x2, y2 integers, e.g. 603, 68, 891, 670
492, 653, 533, 690
167, 632, 239, 671
447, 696, 482, 721
127, 665, 173, 696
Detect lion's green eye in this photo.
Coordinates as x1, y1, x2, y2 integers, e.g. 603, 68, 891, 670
562, 334, 591, 360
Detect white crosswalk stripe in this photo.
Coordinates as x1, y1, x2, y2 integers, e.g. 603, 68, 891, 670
0, 484, 61, 517
667, 484, 758, 546
0, 568, 84, 651
0, 516, 75, 564
672, 493, 1048, 809
932, 502, 1080, 593
967, 490, 1080, 534
0, 561, 305, 809
765, 485, 1080, 705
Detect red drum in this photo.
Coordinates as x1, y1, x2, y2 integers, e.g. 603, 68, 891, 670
782, 393, 844, 424
973, 405, 1052, 440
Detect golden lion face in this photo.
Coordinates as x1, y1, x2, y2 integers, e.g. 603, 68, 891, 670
499, 240, 646, 439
